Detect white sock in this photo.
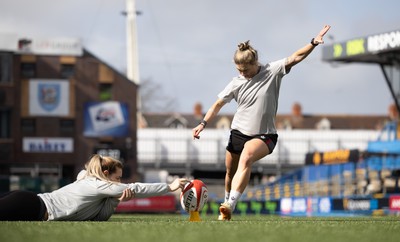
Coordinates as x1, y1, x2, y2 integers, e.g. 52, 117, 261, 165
224, 191, 230, 203
228, 190, 242, 211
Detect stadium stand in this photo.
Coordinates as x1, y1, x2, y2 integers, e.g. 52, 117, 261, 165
244, 121, 400, 201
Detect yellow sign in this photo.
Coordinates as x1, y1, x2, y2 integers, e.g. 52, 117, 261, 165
333, 43, 343, 57
322, 149, 351, 164
346, 38, 365, 56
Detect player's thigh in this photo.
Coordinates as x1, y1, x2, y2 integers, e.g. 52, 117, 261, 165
241, 138, 270, 164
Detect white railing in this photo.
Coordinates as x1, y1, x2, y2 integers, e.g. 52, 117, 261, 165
138, 129, 380, 168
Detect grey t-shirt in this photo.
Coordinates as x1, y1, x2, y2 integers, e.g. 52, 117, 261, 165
38, 176, 169, 221
218, 58, 288, 136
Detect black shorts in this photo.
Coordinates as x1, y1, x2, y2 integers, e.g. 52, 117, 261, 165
226, 129, 278, 155
0, 190, 47, 221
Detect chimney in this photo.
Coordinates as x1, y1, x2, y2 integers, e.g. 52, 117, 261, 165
292, 102, 302, 117
290, 102, 304, 129
194, 102, 203, 119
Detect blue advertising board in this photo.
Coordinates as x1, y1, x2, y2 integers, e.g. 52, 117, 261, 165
83, 101, 129, 137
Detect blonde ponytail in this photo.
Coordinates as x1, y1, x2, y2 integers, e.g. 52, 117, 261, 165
234, 40, 258, 65
85, 154, 123, 182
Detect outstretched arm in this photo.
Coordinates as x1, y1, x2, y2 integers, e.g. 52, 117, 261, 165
168, 178, 189, 192
192, 98, 225, 139
285, 25, 331, 71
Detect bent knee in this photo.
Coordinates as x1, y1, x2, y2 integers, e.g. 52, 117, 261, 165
240, 150, 267, 167
239, 154, 256, 167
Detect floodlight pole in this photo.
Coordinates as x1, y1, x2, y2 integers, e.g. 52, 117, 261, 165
126, 0, 140, 83
125, 0, 143, 128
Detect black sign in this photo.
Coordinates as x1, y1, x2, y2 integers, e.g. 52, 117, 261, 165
305, 149, 360, 165
93, 147, 127, 162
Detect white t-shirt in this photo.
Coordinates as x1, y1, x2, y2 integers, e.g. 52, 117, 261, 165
218, 58, 288, 136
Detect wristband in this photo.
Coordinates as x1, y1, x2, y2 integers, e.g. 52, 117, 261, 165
199, 120, 207, 127
310, 38, 319, 46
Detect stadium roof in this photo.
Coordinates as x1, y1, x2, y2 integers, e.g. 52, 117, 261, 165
322, 29, 400, 112
322, 29, 400, 64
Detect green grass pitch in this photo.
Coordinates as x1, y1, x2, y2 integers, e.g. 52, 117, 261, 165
0, 214, 399, 242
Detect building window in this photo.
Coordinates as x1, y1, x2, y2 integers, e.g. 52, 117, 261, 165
0, 53, 13, 83
99, 84, 112, 101
20, 63, 36, 78
0, 108, 11, 138
21, 119, 36, 135
61, 64, 75, 79
60, 119, 74, 135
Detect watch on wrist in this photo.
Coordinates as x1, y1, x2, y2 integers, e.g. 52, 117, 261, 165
199, 120, 207, 127
310, 38, 319, 46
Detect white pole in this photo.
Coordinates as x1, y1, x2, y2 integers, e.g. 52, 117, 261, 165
126, 0, 143, 128
126, 0, 140, 84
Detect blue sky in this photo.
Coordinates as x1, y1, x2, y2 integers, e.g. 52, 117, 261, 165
1, 0, 399, 115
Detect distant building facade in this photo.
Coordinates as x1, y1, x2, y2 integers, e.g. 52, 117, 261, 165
0, 34, 138, 191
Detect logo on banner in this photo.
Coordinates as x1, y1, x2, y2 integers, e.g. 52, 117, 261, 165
319, 197, 332, 213
23, 137, 73, 153
280, 198, 292, 214
89, 102, 125, 132
38, 83, 60, 112
389, 196, 400, 211
83, 101, 129, 137
292, 198, 307, 213
343, 199, 371, 211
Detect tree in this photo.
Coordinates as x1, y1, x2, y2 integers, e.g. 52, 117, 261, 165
139, 78, 178, 113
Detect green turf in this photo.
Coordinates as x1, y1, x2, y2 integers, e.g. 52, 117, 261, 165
0, 214, 399, 242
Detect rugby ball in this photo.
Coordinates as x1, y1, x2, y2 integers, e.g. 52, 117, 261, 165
180, 179, 208, 212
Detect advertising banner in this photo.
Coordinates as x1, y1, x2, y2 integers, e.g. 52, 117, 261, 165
322, 29, 400, 61
343, 198, 377, 211
93, 147, 126, 161
389, 195, 400, 211
203, 200, 279, 216
116, 195, 176, 213
23, 137, 73, 153
307, 197, 332, 214
280, 197, 307, 214
280, 198, 292, 214
83, 101, 129, 137
29, 79, 70, 116
17, 37, 82, 56
305, 149, 360, 165
318, 197, 332, 213
0, 34, 82, 56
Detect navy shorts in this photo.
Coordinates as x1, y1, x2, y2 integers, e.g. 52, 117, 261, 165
226, 129, 278, 155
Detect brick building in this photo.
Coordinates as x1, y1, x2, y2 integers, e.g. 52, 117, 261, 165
0, 35, 138, 192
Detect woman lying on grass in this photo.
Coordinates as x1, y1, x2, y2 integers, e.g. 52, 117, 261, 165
0, 154, 188, 221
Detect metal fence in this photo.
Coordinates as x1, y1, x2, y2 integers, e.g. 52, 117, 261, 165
138, 129, 380, 175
